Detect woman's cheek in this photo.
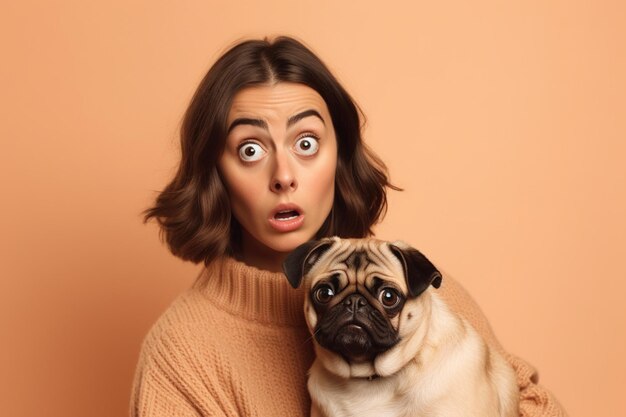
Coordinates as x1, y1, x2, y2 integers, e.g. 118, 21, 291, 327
310, 157, 336, 211
233, 181, 266, 218
220, 164, 266, 223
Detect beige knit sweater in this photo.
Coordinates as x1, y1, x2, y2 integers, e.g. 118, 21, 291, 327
130, 256, 567, 417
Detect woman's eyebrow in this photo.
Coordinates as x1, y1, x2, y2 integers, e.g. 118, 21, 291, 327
287, 109, 325, 127
227, 109, 325, 134
227, 118, 268, 133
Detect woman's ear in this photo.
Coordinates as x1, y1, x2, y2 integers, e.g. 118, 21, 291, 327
282, 239, 334, 288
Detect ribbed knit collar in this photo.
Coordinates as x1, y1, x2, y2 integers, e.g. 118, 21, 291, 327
194, 256, 308, 326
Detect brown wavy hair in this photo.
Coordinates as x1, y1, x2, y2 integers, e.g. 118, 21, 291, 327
143, 36, 400, 265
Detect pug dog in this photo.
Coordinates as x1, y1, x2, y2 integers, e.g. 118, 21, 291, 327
283, 237, 518, 417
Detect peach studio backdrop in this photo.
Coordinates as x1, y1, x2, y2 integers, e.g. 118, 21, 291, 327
1, 1, 624, 416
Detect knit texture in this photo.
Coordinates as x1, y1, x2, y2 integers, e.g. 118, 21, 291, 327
130, 257, 567, 417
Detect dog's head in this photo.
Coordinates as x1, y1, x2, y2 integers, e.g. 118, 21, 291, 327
283, 237, 442, 378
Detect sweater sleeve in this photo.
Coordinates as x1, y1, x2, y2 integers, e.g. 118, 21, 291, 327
130, 356, 200, 416
129, 326, 232, 417
439, 273, 568, 417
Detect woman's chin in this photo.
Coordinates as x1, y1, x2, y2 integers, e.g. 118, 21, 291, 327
266, 231, 315, 254
239, 224, 323, 270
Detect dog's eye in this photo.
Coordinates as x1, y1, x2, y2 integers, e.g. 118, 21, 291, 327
314, 285, 335, 303
379, 288, 400, 308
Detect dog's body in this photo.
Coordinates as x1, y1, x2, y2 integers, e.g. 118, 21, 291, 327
284, 237, 518, 417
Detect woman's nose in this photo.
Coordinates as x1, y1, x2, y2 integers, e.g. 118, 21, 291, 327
270, 152, 298, 193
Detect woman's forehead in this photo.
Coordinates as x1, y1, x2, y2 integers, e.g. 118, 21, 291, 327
227, 82, 331, 124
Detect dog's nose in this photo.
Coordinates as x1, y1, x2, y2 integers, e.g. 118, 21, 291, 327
343, 294, 367, 311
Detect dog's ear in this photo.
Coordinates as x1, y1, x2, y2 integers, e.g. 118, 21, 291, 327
389, 243, 442, 297
283, 239, 334, 288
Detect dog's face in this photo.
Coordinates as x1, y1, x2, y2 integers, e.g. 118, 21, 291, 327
283, 237, 442, 378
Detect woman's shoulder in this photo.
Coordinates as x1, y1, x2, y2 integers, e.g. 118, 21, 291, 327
137, 256, 308, 357
139, 257, 251, 348
138, 287, 217, 355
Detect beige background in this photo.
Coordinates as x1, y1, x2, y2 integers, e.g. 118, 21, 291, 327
1, 1, 624, 416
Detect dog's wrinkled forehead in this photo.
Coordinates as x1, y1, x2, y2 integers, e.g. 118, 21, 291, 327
343, 250, 369, 270
308, 238, 406, 286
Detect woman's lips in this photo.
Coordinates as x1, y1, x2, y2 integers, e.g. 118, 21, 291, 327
269, 204, 305, 233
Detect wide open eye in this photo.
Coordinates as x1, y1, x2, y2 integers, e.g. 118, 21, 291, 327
238, 142, 266, 162
294, 135, 319, 156
378, 288, 401, 308
314, 284, 335, 304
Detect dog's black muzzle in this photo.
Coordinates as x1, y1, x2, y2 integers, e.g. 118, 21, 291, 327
315, 293, 399, 362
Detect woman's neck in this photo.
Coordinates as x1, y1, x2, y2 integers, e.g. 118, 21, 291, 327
237, 234, 289, 273
236, 251, 285, 273
195, 256, 307, 326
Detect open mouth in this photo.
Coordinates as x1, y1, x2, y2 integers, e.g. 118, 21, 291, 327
274, 210, 300, 221
268, 204, 305, 232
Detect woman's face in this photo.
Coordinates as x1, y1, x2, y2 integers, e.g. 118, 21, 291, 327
218, 82, 337, 271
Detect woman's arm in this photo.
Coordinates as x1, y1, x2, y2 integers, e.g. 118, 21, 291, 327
439, 272, 568, 417
130, 329, 205, 417
130, 350, 201, 416
129, 326, 230, 417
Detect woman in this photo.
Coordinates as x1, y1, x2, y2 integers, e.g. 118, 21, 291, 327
130, 36, 566, 416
